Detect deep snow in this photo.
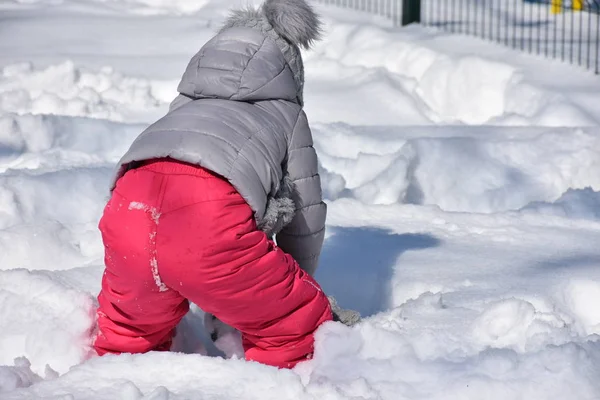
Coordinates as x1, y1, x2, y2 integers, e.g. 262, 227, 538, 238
1, 0, 600, 399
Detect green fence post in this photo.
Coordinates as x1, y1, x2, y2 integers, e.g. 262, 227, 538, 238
402, 0, 421, 25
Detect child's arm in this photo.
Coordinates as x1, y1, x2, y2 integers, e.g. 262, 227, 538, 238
276, 110, 326, 276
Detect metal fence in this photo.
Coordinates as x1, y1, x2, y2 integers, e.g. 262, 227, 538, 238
313, 0, 600, 74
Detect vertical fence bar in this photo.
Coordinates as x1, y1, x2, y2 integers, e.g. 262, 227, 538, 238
442, 0, 446, 30
545, 0, 550, 57
451, 0, 456, 32
481, 0, 485, 39
553, 1, 558, 58
588, 2, 593, 69
468, 0, 473, 34
489, 0, 494, 41
506, 0, 511, 46
473, 0, 477, 37
475, 0, 480, 36
570, 4, 575, 63
473, 0, 478, 35
560, 4, 567, 61
528, 1, 533, 53
458, 0, 468, 33
447, 0, 451, 32
535, 0, 542, 55
496, 0, 501, 43
428, 0, 433, 26
513, 0, 518, 49
520, 0, 525, 50
596, 10, 599, 74
578, 4, 583, 66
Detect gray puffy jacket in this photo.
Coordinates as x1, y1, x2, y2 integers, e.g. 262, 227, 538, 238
110, 24, 326, 275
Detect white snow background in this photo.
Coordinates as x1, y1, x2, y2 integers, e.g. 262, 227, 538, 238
1, 0, 600, 399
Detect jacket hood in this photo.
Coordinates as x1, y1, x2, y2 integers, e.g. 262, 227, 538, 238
176, 0, 323, 106
177, 27, 300, 104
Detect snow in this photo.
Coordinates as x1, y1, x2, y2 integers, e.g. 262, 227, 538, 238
314, 124, 600, 212
1, 0, 600, 398
0, 61, 168, 122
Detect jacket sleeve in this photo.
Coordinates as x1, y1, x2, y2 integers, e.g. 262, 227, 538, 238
276, 110, 327, 276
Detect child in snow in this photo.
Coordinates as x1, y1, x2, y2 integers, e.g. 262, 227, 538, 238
93, 0, 358, 369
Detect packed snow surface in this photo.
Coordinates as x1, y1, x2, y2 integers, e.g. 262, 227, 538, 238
1, 0, 600, 399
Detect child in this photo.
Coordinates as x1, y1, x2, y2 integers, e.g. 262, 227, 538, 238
93, 0, 356, 369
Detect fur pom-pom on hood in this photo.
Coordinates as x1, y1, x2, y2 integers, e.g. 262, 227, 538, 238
262, 0, 323, 49
220, 0, 323, 50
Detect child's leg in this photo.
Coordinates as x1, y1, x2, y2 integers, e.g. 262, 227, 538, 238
155, 191, 333, 369
94, 187, 189, 355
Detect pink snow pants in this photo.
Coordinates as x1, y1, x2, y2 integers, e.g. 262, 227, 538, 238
93, 158, 332, 368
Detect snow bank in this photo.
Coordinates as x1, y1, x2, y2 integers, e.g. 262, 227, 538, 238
309, 321, 600, 400
471, 298, 574, 352
314, 124, 600, 213
521, 187, 600, 220
0, 358, 43, 394
0, 113, 144, 270
0, 164, 114, 270
0, 166, 110, 228
0, 62, 172, 121
0, 269, 95, 377
3, 320, 599, 399
1, 351, 328, 400
0, 113, 143, 170
307, 20, 600, 126
557, 279, 600, 336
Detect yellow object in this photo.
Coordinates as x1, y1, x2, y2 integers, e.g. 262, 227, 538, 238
552, 0, 583, 13
551, 0, 562, 14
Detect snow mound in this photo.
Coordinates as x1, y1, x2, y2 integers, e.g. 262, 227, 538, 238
558, 279, 600, 336
471, 298, 572, 352
314, 124, 600, 213
0, 358, 43, 394
4, 320, 600, 399
0, 62, 171, 121
304, 59, 433, 126
310, 21, 600, 126
521, 187, 600, 220
0, 167, 114, 270
0, 269, 95, 376
0, 167, 112, 228
0, 113, 143, 171
308, 321, 600, 400
1, 351, 325, 400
